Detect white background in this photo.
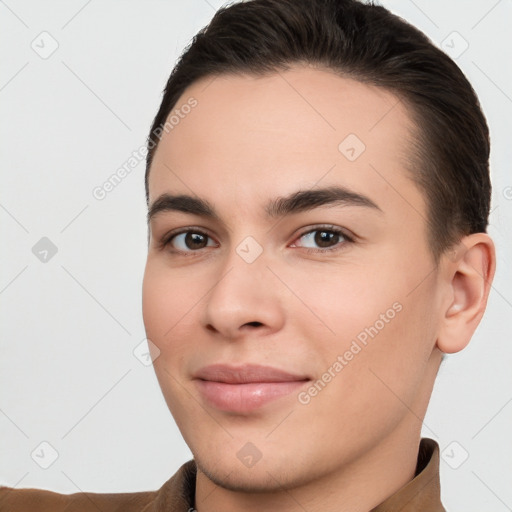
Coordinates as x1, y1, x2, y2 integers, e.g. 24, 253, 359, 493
1, 1, 511, 510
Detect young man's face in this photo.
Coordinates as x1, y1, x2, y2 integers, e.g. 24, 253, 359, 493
142, 66, 445, 491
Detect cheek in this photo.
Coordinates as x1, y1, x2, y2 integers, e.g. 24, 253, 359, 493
142, 264, 167, 343
342, 281, 437, 414
298, 261, 436, 394
142, 265, 197, 420
291, 265, 400, 348
142, 261, 211, 373
142, 262, 185, 349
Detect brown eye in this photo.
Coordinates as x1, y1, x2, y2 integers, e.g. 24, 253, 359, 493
293, 226, 353, 253
164, 230, 216, 253
313, 230, 340, 248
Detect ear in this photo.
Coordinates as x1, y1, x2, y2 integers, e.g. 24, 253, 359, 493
436, 233, 496, 354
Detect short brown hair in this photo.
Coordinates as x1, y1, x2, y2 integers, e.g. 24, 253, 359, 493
145, 0, 491, 263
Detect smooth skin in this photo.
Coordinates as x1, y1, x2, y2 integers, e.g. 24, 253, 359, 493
142, 65, 495, 512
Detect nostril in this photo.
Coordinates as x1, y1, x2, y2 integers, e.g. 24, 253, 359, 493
245, 321, 263, 327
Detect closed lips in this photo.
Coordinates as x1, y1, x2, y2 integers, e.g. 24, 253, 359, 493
194, 364, 311, 383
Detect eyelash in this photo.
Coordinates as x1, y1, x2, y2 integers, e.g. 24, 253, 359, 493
159, 225, 355, 256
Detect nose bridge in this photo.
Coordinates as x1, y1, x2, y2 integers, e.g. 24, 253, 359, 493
201, 233, 284, 337
210, 233, 270, 308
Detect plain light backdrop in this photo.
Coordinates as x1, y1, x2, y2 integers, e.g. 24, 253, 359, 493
1, 1, 511, 510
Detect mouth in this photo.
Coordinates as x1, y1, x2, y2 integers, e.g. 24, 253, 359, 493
193, 364, 311, 413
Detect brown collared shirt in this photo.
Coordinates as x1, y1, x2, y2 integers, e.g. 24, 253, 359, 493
0, 437, 446, 511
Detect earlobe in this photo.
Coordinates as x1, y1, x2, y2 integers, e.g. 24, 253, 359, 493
436, 233, 496, 354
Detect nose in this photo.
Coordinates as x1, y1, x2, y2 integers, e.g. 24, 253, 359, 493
201, 246, 285, 340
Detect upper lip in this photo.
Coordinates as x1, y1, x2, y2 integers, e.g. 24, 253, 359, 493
194, 364, 310, 384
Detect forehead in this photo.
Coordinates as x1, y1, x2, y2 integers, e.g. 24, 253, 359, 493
148, 65, 423, 222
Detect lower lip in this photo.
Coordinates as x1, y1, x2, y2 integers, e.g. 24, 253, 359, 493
195, 380, 309, 413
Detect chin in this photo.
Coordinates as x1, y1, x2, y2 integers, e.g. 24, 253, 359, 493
195, 457, 290, 493
194, 449, 315, 494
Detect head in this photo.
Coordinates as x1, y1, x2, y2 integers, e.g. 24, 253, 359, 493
142, 0, 495, 493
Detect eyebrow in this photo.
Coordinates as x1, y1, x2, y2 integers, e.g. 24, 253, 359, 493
147, 185, 382, 225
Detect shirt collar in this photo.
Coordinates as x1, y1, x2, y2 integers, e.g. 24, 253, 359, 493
150, 438, 445, 512
371, 437, 446, 511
